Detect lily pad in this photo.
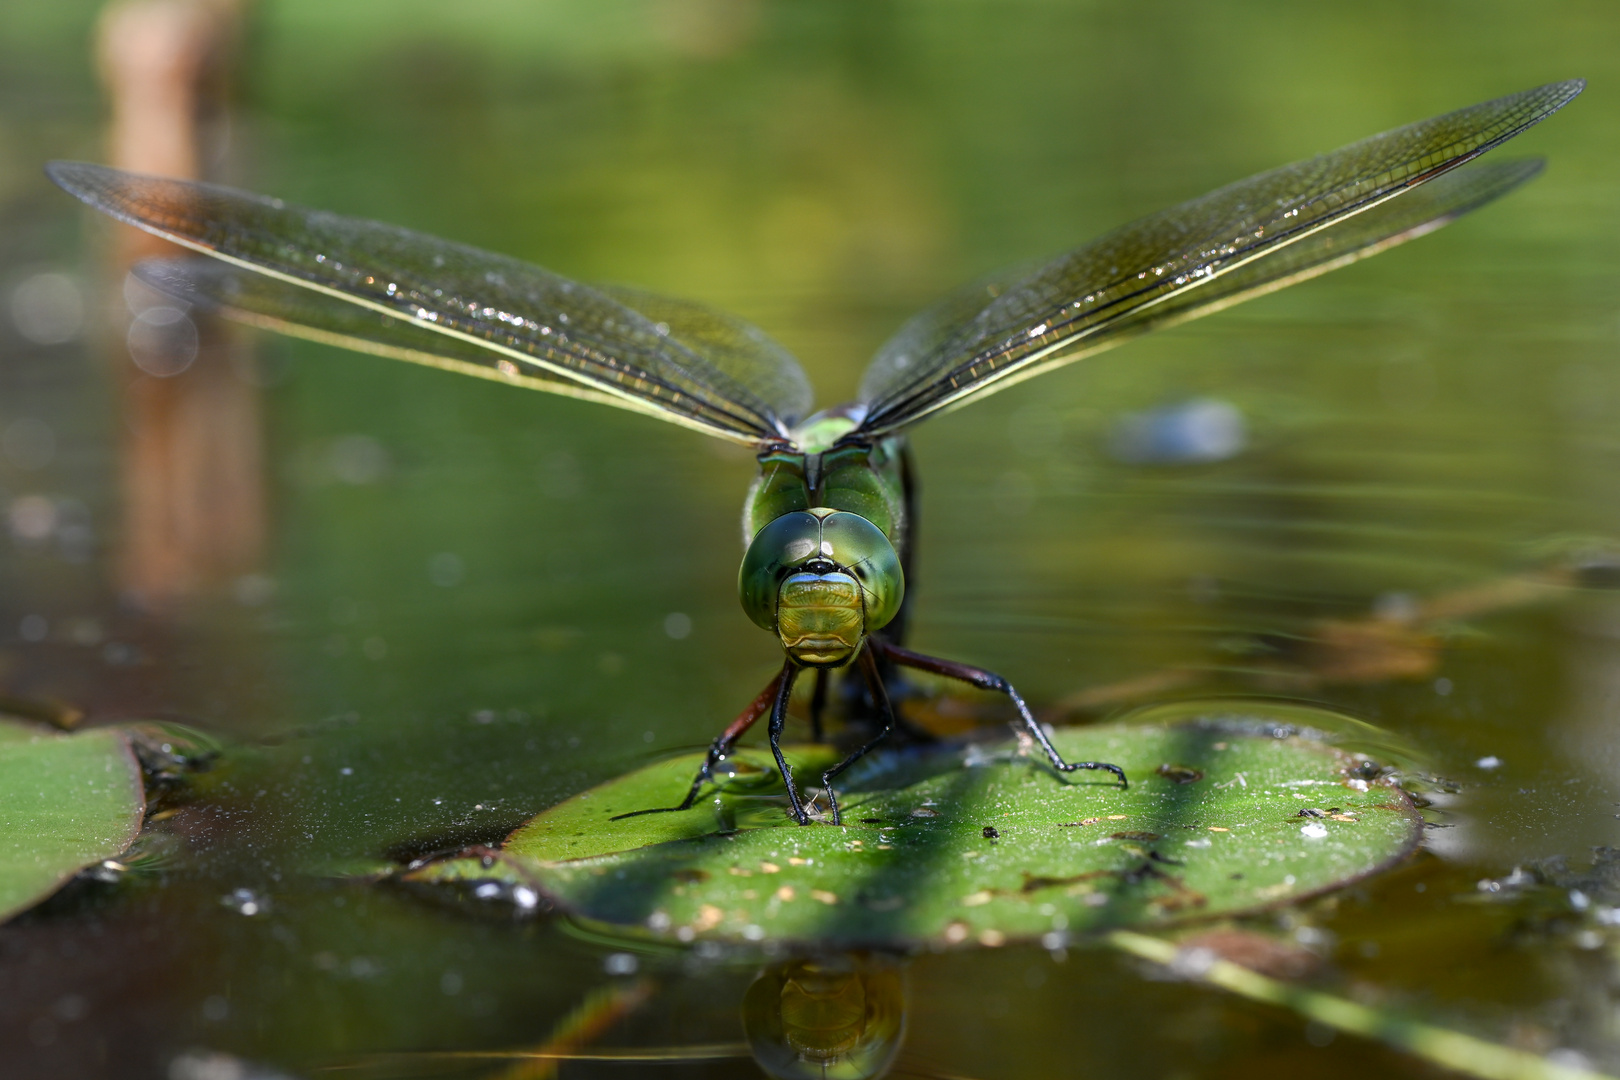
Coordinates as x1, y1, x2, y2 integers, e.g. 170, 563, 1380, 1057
0, 718, 146, 921
406, 704, 1421, 947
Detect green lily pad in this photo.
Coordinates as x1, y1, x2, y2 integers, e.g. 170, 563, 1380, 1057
0, 718, 146, 921
406, 704, 1421, 947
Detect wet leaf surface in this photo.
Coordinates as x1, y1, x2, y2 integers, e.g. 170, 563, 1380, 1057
0, 718, 145, 922
404, 707, 1422, 946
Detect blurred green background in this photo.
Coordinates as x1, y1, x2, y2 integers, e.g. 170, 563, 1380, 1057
3, 1, 1620, 1077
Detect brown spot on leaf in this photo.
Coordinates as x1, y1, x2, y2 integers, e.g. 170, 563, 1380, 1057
1156, 763, 1204, 784
1020, 869, 1116, 895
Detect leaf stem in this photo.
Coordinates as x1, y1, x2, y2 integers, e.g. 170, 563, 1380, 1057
1106, 930, 1614, 1080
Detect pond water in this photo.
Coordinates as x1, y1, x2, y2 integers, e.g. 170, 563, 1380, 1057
4, 2, 1620, 1077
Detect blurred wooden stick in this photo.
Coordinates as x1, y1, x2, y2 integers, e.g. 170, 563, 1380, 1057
96, 0, 263, 607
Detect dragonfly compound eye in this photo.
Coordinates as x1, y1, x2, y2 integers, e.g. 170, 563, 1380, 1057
738, 509, 904, 665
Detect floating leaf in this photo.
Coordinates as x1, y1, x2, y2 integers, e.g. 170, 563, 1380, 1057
0, 718, 146, 921
405, 705, 1421, 947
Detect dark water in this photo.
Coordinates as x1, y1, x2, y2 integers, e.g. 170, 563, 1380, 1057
4, 1, 1620, 1076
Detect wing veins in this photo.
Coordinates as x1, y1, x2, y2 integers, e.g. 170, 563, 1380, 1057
200, 233, 778, 443
857, 80, 1583, 435
48, 163, 805, 446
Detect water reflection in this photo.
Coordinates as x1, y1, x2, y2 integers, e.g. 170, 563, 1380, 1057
1031, 548, 1620, 723
328, 951, 910, 1080
1108, 398, 1247, 466
743, 954, 907, 1080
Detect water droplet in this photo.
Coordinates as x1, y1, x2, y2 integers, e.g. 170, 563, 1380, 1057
328, 435, 390, 484
10, 273, 84, 345
127, 306, 198, 377
8, 494, 57, 541
222, 888, 268, 916
428, 552, 465, 587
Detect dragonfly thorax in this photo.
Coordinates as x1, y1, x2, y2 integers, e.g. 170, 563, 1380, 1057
738, 508, 904, 667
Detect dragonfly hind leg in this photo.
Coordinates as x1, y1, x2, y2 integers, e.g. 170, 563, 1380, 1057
610, 660, 792, 820
817, 645, 898, 826
828, 639, 934, 747
808, 668, 828, 743
868, 639, 1127, 790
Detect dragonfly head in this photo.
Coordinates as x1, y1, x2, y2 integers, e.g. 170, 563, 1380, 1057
739, 508, 904, 667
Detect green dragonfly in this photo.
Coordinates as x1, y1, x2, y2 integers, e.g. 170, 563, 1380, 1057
49, 80, 1581, 825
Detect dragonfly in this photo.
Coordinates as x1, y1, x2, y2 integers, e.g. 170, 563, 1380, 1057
49, 79, 1581, 826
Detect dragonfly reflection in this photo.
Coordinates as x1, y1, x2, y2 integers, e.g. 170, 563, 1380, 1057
322, 952, 911, 1080
49, 80, 1581, 823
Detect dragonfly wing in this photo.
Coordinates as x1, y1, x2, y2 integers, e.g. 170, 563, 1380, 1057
49, 162, 811, 446
999, 156, 1550, 384
135, 257, 633, 410
595, 285, 812, 429
856, 80, 1582, 437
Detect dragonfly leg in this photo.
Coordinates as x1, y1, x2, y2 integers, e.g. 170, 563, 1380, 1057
809, 668, 828, 743
820, 644, 897, 826
610, 661, 790, 820
865, 635, 937, 745
869, 640, 1127, 790
767, 662, 810, 824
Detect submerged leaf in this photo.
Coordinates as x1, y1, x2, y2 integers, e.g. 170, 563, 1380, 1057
406, 706, 1421, 947
0, 718, 146, 921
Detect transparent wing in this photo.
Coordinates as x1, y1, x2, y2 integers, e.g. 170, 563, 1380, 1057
49, 162, 813, 446
134, 256, 631, 410
857, 80, 1582, 436
595, 284, 813, 425
969, 157, 1548, 387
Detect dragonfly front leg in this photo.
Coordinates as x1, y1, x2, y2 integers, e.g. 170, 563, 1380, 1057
766, 662, 809, 824
819, 644, 897, 826
869, 640, 1128, 790
611, 661, 790, 820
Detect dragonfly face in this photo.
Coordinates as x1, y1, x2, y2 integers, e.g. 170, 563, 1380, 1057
738, 507, 904, 667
